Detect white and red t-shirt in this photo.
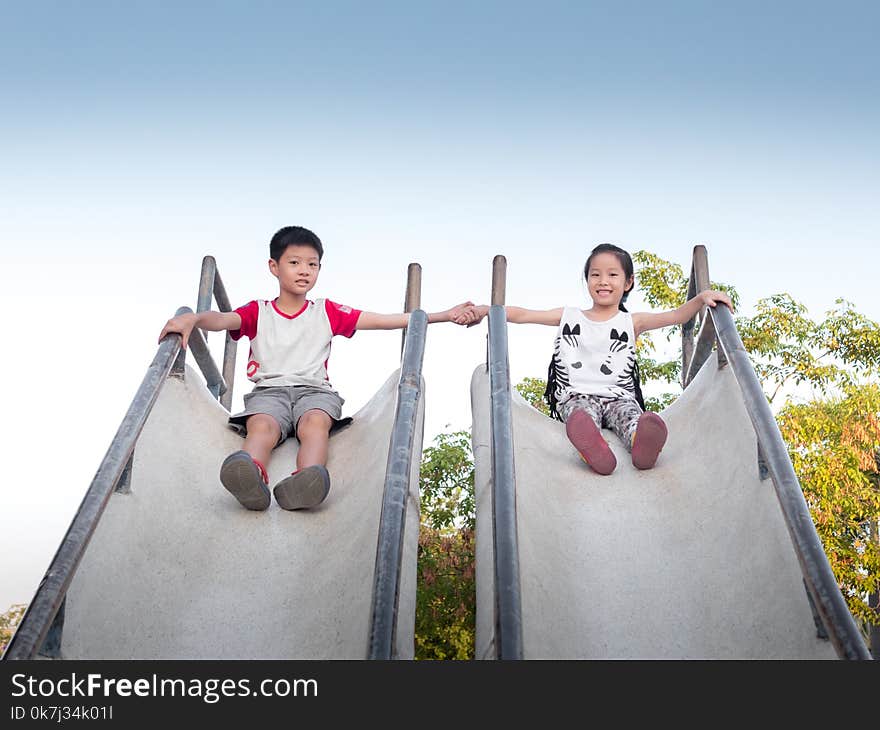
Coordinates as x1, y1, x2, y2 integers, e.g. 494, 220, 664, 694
230, 298, 362, 389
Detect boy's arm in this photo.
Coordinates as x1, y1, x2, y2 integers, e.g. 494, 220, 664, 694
455, 305, 563, 327
158, 310, 242, 349
355, 301, 474, 331
632, 290, 733, 337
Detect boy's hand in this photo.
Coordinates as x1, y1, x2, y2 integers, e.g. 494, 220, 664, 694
446, 301, 476, 324
158, 312, 197, 349
699, 290, 734, 312
454, 304, 489, 326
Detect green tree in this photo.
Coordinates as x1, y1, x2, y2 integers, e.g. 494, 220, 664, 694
777, 385, 880, 638
415, 429, 475, 659
0, 603, 27, 654
515, 377, 550, 416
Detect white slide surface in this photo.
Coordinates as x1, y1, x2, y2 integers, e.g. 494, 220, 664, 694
58, 365, 422, 659
471, 352, 836, 659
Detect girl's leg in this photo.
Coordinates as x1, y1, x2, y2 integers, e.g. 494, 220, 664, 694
604, 398, 668, 470
602, 397, 643, 451
560, 395, 617, 475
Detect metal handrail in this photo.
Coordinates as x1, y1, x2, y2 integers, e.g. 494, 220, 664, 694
484, 254, 524, 659
400, 263, 422, 357
681, 245, 870, 660
368, 309, 428, 659
197, 256, 236, 409
487, 305, 524, 659
2, 309, 189, 659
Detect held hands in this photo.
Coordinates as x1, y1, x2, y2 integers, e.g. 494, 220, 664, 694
158, 312, 197, 349
453, 304, 489, 327
445, 301, 476, 324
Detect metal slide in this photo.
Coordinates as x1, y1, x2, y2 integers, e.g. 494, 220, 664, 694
3, 260, 427, 660
471, 250, 871, 660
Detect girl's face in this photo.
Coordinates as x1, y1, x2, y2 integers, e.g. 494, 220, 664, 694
586, 252, 634, 307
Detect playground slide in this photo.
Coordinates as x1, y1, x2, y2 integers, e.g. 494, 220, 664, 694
471, 351, 838, 659
50, 363, 422, 659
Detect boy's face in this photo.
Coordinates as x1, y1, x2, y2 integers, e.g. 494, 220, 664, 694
268, 244, 321, 297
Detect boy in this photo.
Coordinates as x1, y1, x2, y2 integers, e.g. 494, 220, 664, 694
158, 225, 472, 512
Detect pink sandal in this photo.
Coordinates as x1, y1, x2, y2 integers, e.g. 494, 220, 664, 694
631, 412, 668, 470
566, 409, 617, 475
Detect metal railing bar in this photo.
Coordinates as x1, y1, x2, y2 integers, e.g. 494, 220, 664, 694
710, 303, 871, 659
188, 323, 227, 398
487, 304, 524, 659
684, 310, 718, 387
400, 263, 422, 357
491, 255, 507, 307
2, 312, 187, 660
197, 256, 236, 409
211, 264, 232, 313
368, 309, 428, 659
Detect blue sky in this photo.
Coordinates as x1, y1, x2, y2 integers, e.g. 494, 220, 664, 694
1, 1, 878, 611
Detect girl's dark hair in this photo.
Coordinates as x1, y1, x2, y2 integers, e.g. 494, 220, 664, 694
544, 244, 647, 418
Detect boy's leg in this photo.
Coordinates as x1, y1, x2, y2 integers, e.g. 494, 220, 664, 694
560, 395, 617, 475
294, 409, 332, 470
273, 407, 334, 510
224, 388, 293, 511
219, 413, 280, 511
241, 413, 283, 471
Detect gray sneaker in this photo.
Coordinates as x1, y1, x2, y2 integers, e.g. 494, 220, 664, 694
273, 465, 331, 510
219, 450, 271, 511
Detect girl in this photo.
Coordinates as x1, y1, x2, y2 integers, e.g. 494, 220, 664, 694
458, 244, 733, 475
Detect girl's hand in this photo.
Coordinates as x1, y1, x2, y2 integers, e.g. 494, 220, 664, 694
446, 301, 476, 324
454, 304, 489, 326
700, 290, 733, 312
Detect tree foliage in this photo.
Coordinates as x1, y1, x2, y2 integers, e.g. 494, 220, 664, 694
415, 429, 475, 659
515, 377, 550, 416
778, 385, 880, 631
0, 603, 27, 654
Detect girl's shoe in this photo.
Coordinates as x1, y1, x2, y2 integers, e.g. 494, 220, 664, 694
273, 465, 332, 510
631, 412, 668, 470
219, 450, 271, 511
565, 409, 617, 475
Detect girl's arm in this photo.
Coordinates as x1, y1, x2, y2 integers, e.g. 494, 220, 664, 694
456, 305, 563, 326
632, 290, 733, 337
158, 310, 243, 349
355, 301, 474, 330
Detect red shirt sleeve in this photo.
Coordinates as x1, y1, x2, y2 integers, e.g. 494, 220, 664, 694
230, 300, 259, 341
325, 299, 362, 338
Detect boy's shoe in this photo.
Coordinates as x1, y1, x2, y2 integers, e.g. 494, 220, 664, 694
565, 409, 617, 475
219, 450, 271, 511
631, 412, 668, 470
273, 465, 331, 511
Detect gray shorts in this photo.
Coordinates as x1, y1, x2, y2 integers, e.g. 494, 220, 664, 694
228, 385, 352, 446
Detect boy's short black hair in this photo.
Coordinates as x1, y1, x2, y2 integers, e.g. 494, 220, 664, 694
270, 226, 324, 262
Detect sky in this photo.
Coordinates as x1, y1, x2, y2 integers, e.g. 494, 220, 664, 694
1, 1, 878, 613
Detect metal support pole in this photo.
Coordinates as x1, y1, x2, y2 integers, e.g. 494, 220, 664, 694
400, 263, 422, 357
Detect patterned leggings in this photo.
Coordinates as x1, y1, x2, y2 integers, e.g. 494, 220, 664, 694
558, 394, 643, 452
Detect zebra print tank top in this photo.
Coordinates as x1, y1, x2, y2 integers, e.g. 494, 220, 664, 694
547, 307, 638, 409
